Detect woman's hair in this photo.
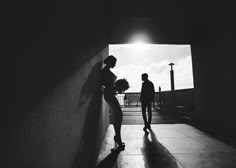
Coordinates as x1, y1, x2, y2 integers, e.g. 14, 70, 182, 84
104, 55, 117, 65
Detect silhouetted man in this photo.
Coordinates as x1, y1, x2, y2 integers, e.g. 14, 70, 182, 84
140, 73, 155, 133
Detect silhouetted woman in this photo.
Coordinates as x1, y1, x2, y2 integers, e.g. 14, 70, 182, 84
101, 55, 125, 150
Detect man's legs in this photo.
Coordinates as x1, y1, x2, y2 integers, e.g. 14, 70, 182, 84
141, 102, 149, 133
141, 102, 147, 124
147, 101, 152, 130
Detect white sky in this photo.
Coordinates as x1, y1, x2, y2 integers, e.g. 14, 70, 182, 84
109, 44, 194, 92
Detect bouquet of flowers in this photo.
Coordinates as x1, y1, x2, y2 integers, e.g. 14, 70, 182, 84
115, 78, 130, 94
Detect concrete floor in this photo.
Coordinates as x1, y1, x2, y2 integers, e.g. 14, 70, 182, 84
122, 107, 183, 125
96, 108, 236, 168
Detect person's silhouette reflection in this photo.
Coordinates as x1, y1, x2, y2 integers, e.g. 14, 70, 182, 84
96, 146, 123, 168
141, 130, 180, 168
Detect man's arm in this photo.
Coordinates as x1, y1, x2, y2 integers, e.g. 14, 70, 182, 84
152, 82, 155, 101
152, 83, 155, 93
140, 83, 143, 102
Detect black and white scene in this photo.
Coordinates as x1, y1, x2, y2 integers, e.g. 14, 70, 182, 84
10, 0, 235, 167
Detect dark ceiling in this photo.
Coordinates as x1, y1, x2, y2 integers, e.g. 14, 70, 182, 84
105, 0, 231, 44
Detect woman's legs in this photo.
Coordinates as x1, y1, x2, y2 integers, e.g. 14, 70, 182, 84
104, 92, 124, 144
113, 122, 122, 142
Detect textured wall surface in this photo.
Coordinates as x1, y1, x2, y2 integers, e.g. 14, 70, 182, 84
10, 1, 110, 168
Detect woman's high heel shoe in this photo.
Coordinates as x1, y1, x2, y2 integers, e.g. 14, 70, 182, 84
114, 135, 125, 150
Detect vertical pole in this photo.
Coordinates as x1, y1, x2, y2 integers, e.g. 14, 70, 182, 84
169, 63, 176, 114
169, 63, 175, 91
159, 86, 162, 113
170, 70, 175, 91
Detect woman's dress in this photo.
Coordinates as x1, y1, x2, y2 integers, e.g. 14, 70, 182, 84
101, 68, 123, 124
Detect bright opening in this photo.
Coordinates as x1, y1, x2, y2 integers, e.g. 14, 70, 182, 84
128, 32, 151, 44
109, 44, 194, 93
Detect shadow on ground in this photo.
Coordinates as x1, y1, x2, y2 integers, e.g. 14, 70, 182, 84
141, 129, 180, 168
96, 147, 123, 168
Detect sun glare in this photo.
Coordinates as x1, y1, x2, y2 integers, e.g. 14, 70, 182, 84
132, 42, 149, 51
129, 32, 150, 43
128, 32, 151, 51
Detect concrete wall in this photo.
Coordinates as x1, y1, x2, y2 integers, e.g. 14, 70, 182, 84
9, 1, 110, 168
191, 12, 234, 138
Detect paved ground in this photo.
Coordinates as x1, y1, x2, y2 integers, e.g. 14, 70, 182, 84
122, 107, 182, 125
96, 108, 236, 168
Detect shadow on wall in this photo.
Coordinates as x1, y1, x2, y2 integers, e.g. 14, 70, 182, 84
8, 52, 109, 168
73, 61, 108, 168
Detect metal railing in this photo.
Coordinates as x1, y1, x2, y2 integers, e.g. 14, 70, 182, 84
116, 88, 194, 116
